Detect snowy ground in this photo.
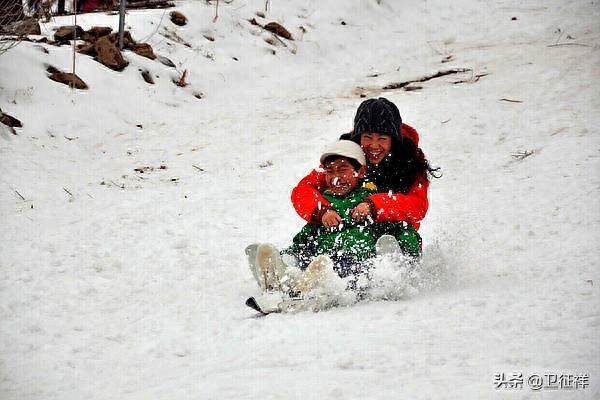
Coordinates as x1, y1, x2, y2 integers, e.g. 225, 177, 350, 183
1, 0, 599, 398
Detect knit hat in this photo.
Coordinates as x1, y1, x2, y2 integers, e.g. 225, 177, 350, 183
320, 140, 366, 167
352, 97, 402, 141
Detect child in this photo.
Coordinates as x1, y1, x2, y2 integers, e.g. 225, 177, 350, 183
248, 140, 421, 294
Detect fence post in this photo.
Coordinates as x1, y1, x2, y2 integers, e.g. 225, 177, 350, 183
118, 0, 126, 49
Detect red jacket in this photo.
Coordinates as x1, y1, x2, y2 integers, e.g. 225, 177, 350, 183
291, 123, 429, 230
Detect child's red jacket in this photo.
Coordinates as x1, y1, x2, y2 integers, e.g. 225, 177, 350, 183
291, 123, 429, 230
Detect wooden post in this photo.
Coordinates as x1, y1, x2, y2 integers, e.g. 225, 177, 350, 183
118, 0, 126, 49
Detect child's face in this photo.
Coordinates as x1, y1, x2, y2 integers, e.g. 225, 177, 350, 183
324, 158, 364, 196
360, 132, 392, 165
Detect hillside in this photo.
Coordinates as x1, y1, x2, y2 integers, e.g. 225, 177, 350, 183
1, 1, 599, 398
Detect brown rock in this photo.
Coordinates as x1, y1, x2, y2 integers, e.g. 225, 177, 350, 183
94, 36, 128, 71
131, 43, 156, 60
108, 31, 136, 49
87, 26, 112, 38
12, 18, 41, 35
54, 25, 84, 41
45, 64, 60, 74
170, 11, 187, 26
82, 26, 112, 42
77, 41, 97, 56
48, 72, 88, 89
263, 22, 293, 40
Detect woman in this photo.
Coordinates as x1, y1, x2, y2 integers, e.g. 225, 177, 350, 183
291, 97, 439, 249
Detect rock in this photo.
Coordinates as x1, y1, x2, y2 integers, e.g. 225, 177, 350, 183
0, 109, 23, 128
48, 72, 88, 89
141, 69, 154, 84
54, 25, 84, 41
12, 18, 41, 35
263, 22, 293, 40
131, 43, 156, 59
94, 36, 128, 71
170, 11, 187, 26
108, 31, 136, 49
156, 54, 176, 68
77, 41, 97, 56
83, 26, 112, 42
87, 26, 112, 38
123, 31, 136, 47
45, 64, 60, 74
81, 33, 94, 42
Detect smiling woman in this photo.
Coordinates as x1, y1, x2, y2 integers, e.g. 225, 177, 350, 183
360, 132, 393, 164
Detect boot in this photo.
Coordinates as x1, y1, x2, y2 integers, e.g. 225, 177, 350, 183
255, 243, 288, 292
294, 254, 332, 294
376, 234, 402, 257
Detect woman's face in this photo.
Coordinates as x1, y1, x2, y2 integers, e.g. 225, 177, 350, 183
360, 132, 392, 165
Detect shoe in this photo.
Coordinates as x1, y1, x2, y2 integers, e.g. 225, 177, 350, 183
256, 243, 287, 292
294, 255, 332, 293
376, 234, 401, 257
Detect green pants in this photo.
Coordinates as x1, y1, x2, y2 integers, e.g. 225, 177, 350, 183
284, 221, 422, 275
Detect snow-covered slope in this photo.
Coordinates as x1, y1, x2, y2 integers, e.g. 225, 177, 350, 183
1, 0, 599, 398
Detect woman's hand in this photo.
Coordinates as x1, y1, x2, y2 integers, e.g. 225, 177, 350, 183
351, 202, 372, 222
321, 209, 342, 228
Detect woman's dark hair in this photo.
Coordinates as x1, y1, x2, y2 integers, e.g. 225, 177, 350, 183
385, 136, 441, 193
340, 132, 440, 194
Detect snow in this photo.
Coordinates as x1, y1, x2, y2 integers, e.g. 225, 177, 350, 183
1, 0, 599, 398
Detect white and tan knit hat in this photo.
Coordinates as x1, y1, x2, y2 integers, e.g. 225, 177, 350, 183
320, 140, 366, 166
